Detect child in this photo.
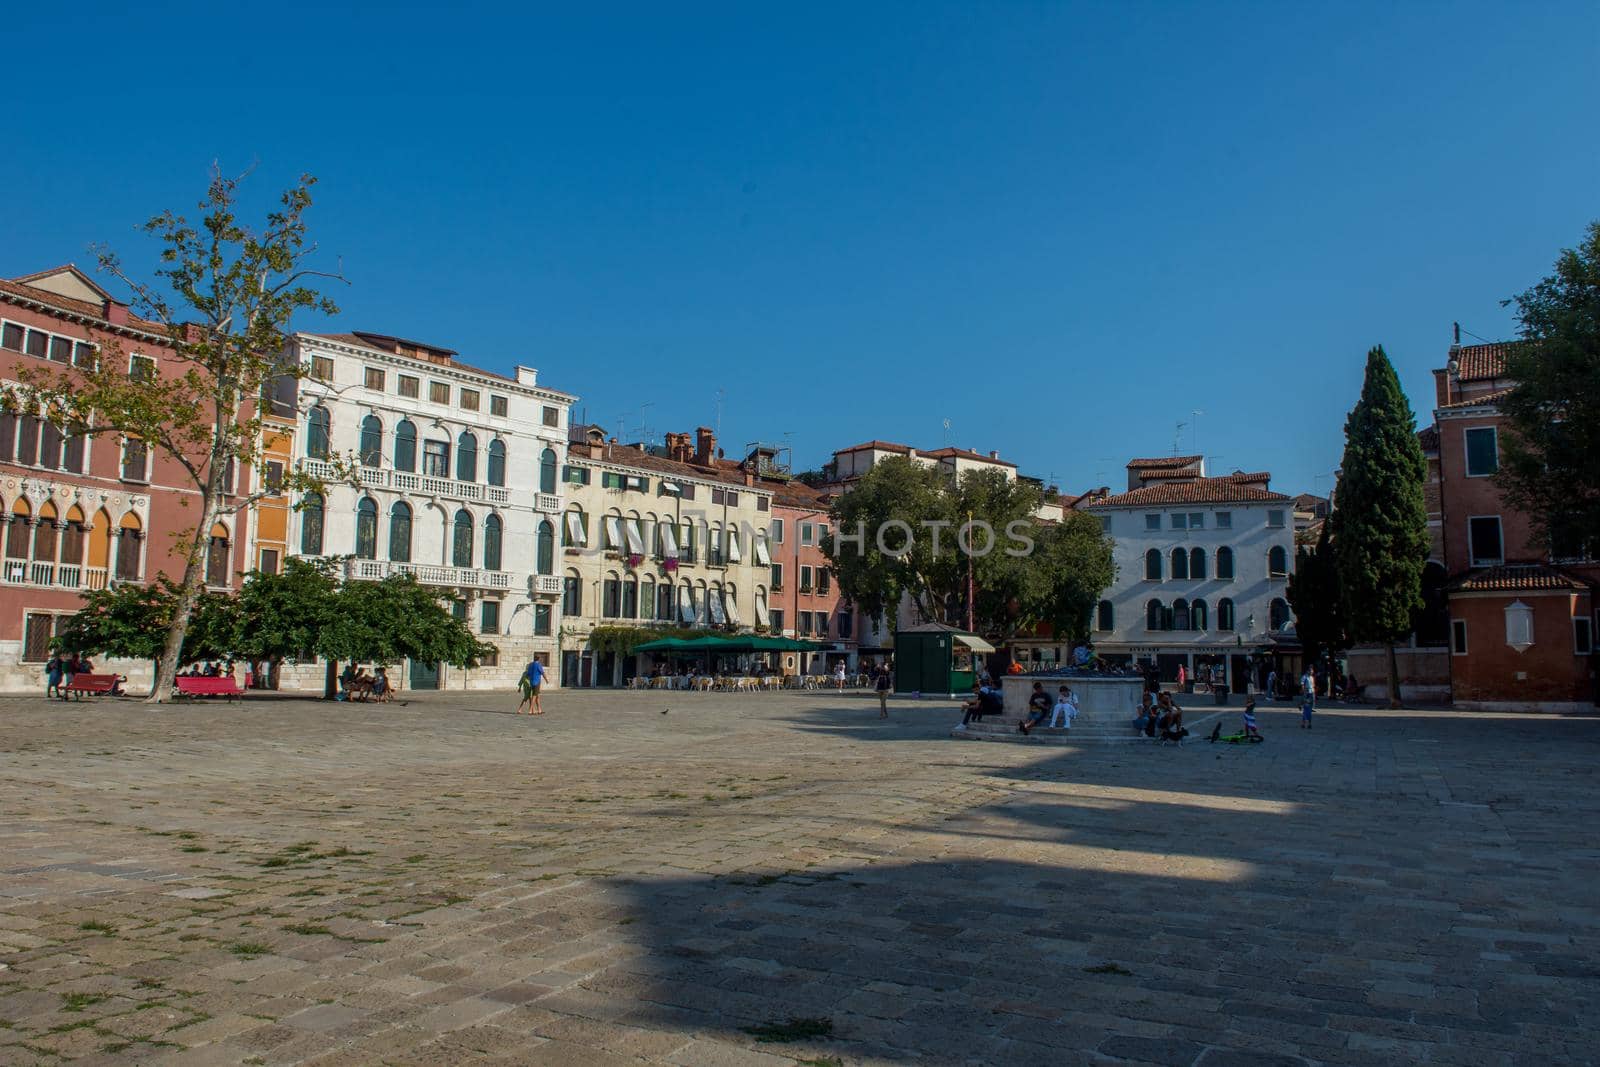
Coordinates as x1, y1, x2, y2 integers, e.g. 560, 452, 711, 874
1242, 699, 1260, 740
1047, 686, 1078, 729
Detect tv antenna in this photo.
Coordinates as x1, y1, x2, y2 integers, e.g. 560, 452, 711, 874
714, 389, 726, 438
942, 417, 952, 445
1190, 410, 1204, 455
1173, 421, 1187, 455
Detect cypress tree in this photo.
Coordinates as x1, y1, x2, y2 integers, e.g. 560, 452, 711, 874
1287, 519, 1348, 672
1333, 347, 1429, 707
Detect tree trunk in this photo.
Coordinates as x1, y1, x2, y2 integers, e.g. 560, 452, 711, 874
1386, 643, 1401, 709
325, 659, 338, 700
146, 508, 217, 704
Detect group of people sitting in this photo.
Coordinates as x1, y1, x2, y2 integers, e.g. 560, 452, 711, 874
43, 652, 108, 697
176, 660, 229, 679
956, 680, 1081, 733
338, 665, 393, 702
1133, 688, 1190, 744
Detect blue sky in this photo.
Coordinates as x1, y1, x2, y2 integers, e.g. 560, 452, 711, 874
5, 2, 1596, 496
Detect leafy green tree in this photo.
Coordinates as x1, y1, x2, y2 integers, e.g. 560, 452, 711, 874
5, 168, 346, 704
1498, 220, 1600, 553
53, 579, 236, 685
824, 457, 951, 632
1287, 520, 1348, 670
317, 574, 488, 685
1334, 346, 1429, 707
232, 558, 341, 685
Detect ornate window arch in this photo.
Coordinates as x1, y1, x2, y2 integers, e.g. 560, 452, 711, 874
389, 501, 412, 562
483, 513, 503, 571
359, 414, 382, 467
1170, 547, 1189, 580
394, 419, 417, 472
488, 439, 507, 487
355, 497, 378, 559
457, 432, 478, 483
452, 508, 474, 568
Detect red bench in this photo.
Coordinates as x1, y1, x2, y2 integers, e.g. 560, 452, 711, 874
175, 676, 244, 701
63, 674, 122, 698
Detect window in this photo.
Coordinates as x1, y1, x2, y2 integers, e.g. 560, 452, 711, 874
1451, 619, 1468, 655
121, 439, 149, 482
452, 509, 474, 568
564, 465, 591, 485
622, 577, 638, 619
389, 502, 412, 562
394, 420, 417, 472
1269, 597, 1290, 631
22, 613, 67, 662
800, 565, 814, 592
452, 600, 467, 622
25, 329, 48, 358
771, 562, 784, 589
813, 611, 829, 637
485, 440, 507, 487
1099, 515, 1112, 534
423, 439, 450, 477
49, 336, 72, 363
565, 510, 589, 547
534, 604, 552, 636
364, 367, 385, 391
1191, 598, 1208, 630
1170, 547, 1189, 580
259, 548, 280, 575
1468, 517, 1504, 566
457, 432, 478, 482
0, 322, 22, 350
1189, 547, 1206, 580
300, 493, 324, 555
1144, 548, 1162, 581
114, 516, 144, 580
797, 612, 813, 636
1575, 616, 1592, 656
1465, 427, 1499, 477
306, 406, 330, 460
562, 575, 582, 616
483, 514, 503, 570
542, 406, 559, 427
657, 582, 675, 620
602, 576, 621, 618
1171, 513, 1188, 531
1267, 509, 1286, 528
202, 524, 230, 587
429, 381, 450, 404
1268, 545, 1289, 577
490, 395, 508, 417
757, 496, 770, 512
398, 375, 419, 399
771, 518, 785, 543
355, 498, 378, 559
311, 355, 334, 381
1215, 512, 1232, 529
817, 568, 831, 594
1146, 599, 1164, 631
1216, 546, 1234, 580
769, 608, 785, 632
130, 354, 156, 383
537, 521, 555, 575
460, 388, 480, 412
1096, 600, 1113, 631
1189, 513, 1204, 529
1173, 598, 1190, 631
1145, 514, 1161, 531
359, 415, 382, 467
481, 600, 500, 635
800, 522, 815, 546
602, 472, 625, 490
539, 448, 557, 494
1217, 597, 1235, 631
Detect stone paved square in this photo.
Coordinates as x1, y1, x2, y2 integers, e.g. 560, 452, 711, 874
0, 691, 1596, 1065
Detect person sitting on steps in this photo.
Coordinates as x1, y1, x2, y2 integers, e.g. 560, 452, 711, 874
1019, 681, 1052, 734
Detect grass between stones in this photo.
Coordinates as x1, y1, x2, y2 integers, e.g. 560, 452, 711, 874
742, 1017, 834, 1043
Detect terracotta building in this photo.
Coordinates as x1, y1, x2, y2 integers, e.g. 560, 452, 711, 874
0, 266, 243, 691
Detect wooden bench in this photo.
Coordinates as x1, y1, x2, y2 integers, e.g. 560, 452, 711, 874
63, 674, 121, 699
175, 676, 243, 701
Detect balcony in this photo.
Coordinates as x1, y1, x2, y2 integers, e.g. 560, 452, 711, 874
536, 492, 562, 514
2, 558, 109, 592
301, 460, 512, 506
531, 574, 562, 596
346, 558, 514, 590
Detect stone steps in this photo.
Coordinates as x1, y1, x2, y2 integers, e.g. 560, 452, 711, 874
951, 710, 1228, 746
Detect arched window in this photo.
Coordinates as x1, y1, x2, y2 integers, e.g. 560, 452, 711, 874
115, 511, 143, 580
1217, 598, 1235, 631
394, 420, 417, 473
1146, 598, 1164, 631
622, 575, 638, 619
641, 575, 656, 621
1191, 598, 1208, 631
488, 439, 507, 487
539, 447, 557, 494
562, 569, 582, 615
536, 520, 554, 575
1190, 547, 1206, 581
359, 414, 382, 467
389, 501, 412, 562
1270, 597, 1290, 631
300, 492, 324, 555
33, 502, 58, 563
452, 509, 474, 568
1268, 545, 1288, 577
1096, 600, 1113, 632
5, 498, 30, 560
456, 432, 478, 483
306, 406, 330, 460
1216, 546, 1234, 580
60, 505, 86, 567
1170, 547, 1189, 580
355, 498, 378, 559
1173, 598, 1190, 631
205, 522, 231, 586
1144, 549, 1162, 581
483, 514, 503, 571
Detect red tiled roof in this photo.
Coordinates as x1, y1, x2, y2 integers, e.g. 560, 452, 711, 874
304, 332, 516, 384
1133, 468, 1197, 481
1125, 454, 1202, 469
1417, 426, 1439, 451
920, 446, 1018, 468
1448, 564, 1590, 594
0, 278, 166, 336
566, 438, 774, 494
1438, 387, 1514, 410
833, 440, 912, 455
1453, 342, 1521, 382
1228, 471, 1272, 483
1084, 477, 1290, 508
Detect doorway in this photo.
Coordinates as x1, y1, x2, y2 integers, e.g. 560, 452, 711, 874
408, 659, 440, 690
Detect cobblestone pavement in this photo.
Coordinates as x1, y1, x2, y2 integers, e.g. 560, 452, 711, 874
1, 690, 1597, 1066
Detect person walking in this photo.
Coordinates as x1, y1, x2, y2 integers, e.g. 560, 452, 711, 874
1299, 665, 1316, 728
45, 652, 64, 699
1265, 668, 1278, 701
874, 664, 892, 719
518, 658, 547, 715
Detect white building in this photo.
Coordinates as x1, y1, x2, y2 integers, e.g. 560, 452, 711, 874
283, 331, 574, 691
1080, 456, 1298, 690
558, 425, 775, 687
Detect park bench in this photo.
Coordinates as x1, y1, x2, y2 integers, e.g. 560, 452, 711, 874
63, 674, 121, 699
175, 676, 244, 701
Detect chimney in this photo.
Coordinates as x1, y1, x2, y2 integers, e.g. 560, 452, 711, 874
989, 450, 1000, 460
694, 426, 716, 466
104, 300, 129, 326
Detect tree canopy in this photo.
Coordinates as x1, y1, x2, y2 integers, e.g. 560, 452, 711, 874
1498, 220, 1600, 554
1287, 519, 1347, 667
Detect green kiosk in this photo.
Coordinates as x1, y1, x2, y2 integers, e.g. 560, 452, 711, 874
893, 622, 995, 696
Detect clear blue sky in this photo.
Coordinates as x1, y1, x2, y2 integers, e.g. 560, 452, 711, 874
6, 2, 1596, 496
